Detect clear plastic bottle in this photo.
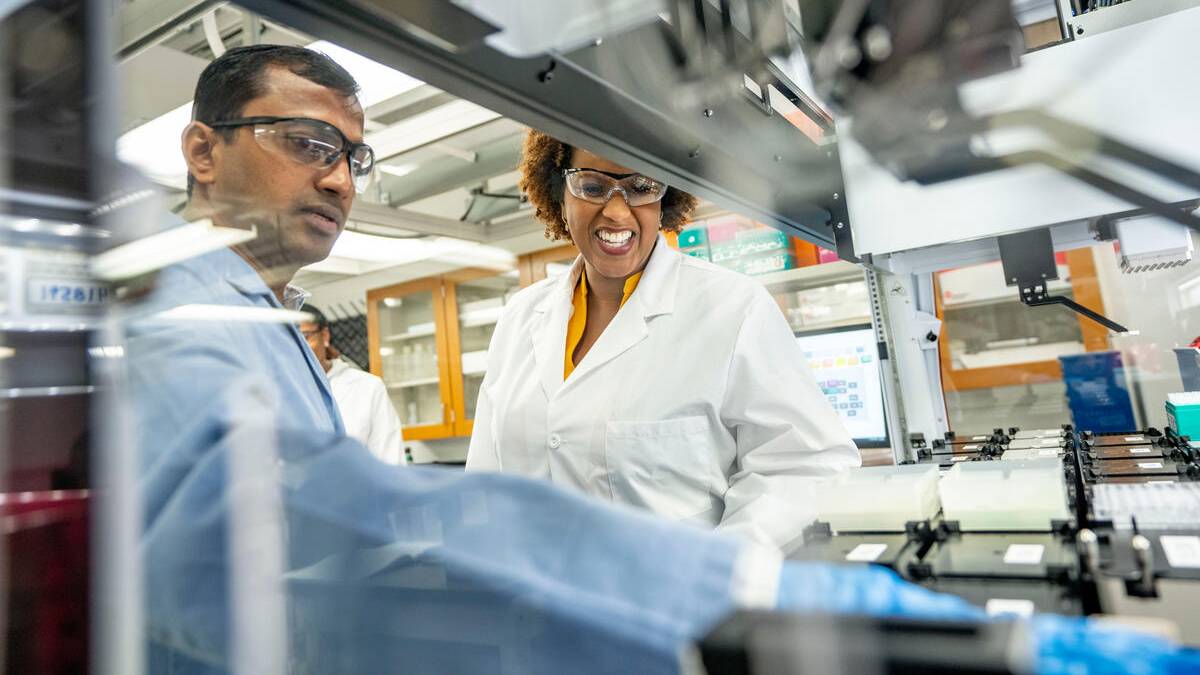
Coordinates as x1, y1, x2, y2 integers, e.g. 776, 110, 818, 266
415, 342, 428, 379
401, 345, 414, 381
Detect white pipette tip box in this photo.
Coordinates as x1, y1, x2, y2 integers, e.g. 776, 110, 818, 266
939, 458, 1070, 532
815, 464, 941, 533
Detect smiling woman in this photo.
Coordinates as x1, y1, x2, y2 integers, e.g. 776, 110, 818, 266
465, 130, 861, 549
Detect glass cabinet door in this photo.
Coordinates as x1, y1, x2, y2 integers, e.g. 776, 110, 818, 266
934, 249, 1113, 433
518, 244, 577, 287
446, 270, 521, 431
368, 279, 451, 438
760, 261, 871, 333
938, 259, 1085, 371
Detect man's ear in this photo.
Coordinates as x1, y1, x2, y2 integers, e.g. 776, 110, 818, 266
181, 121, 219, 190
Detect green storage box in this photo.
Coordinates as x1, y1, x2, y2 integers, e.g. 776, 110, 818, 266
1166, 392, 1200, 439
677, 227, 708, 248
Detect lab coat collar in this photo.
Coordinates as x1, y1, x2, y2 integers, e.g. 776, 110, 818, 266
533, 234, 680, 316
627, 234, 680, 319
327, 357, 348, 378
530, 234, 681, 398
531, 264, 574, 400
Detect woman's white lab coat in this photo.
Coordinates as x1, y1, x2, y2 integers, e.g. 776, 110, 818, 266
465, 236, 860, 548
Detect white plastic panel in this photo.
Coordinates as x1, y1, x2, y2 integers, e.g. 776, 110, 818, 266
451, 0, 663, 57
844, 6, 1200, 257
815, 464, 941, 533
939, 458, 1071, 531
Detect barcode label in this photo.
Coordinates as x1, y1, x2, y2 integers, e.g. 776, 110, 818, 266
1004, 544, 1044, 565
845, 543, 888, 562
986, 599, 1035, 618
1161, 536, 1200, 569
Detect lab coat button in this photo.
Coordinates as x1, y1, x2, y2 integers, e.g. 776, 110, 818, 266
548, 434, 562, 449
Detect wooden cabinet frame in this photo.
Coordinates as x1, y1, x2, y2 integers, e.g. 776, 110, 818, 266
442, 266, 510, 437
518, 244, 577, 286
367, 268, 519, 441
367, 277, 456, 440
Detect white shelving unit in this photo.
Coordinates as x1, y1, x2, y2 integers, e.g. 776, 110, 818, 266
386, 376, 440, 389
756, 260, 863, 289
382, 325, 436, 342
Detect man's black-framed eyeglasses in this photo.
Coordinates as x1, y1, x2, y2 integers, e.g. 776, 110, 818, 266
207, 116, 376, 193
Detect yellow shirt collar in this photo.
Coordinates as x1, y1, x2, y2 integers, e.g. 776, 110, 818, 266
564, 267, 643, 380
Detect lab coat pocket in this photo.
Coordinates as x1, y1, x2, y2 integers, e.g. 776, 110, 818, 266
604, 415, 714, 520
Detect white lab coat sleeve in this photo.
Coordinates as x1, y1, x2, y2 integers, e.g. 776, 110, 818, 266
716, 289, 861, 549
466, 309, 508, 471
465, 377, 500, 470
366, 377, 404, 465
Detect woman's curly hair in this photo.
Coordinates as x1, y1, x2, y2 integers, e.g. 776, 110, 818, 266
517, 129, 699, 241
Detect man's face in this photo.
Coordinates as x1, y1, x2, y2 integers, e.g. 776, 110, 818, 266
199, 67, 364, 269
300, 321, 330, 367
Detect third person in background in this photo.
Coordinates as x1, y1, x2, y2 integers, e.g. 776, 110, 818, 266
465, 130, 860, 549
301, 303, 405, 464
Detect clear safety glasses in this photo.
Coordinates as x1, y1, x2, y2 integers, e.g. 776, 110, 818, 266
563, 168, 668, 207
208, 116, 376, 193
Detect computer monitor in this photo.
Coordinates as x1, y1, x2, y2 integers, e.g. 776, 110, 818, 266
796, 324, 890, 448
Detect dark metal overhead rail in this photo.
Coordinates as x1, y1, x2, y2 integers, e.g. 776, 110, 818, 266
236, 0, 847, 250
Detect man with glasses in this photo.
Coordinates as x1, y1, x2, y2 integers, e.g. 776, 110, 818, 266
179, 45, 373, 302
124, 44, 1185, 675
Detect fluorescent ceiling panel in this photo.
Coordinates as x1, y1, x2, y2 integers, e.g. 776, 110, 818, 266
306, 40, 424, 108
366, 99, 500, 161
119, 41, 426, 189
116, 102, 193, 190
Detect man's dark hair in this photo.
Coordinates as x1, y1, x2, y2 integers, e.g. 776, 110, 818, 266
187, 44, 360, 195
300, 303, 329, 330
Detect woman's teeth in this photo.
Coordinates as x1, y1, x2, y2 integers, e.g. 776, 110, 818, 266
597, 230, 633, 244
